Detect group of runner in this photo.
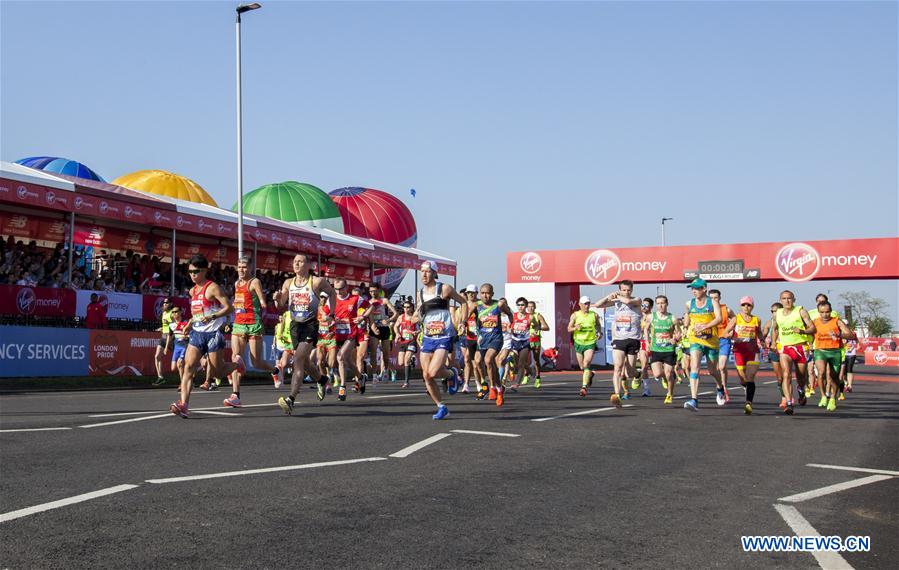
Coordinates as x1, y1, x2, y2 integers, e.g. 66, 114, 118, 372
163, 254, 859, 420
567, 277, 859, 415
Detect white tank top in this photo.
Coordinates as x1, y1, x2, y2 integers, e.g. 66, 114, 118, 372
190, 281, 226, 333
612, 300, 642, 340
288, 275, 318, 323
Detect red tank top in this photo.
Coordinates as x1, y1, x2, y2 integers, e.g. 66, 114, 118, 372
511, 312, 530, 341
334, 294, 360, 340
233, 279, 257, 325
397, 315, 417, 343
465, 313, 477, 341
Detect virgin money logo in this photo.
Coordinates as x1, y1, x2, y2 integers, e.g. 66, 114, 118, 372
217, 223, 226, 233
75, 196, 84, 209
16, 287, 36, 315
176, 215, 185, 227
520, 252, 542, 274
584, 249, 621, 286
874, 352, 888, 365
775, 243, 820, 282
124, 206, 133, 218
46, 191, 56, 205
17, 186, 28, 199
99, 201, 109, 214
198, 219, 211, 231
154, 211, 162, 223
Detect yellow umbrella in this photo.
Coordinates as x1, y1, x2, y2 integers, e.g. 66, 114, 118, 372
112, 169, 218, 207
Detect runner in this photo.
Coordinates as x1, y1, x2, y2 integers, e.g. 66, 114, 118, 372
498, 303, 515, 387
394, 300, 419, 388
168, 306, 191, 380
646, 295, 678, 404
509, 297, 533, 390
594, 280, 643, 405
353, 285, 371, 392
457, 285, 482, 393
169, 254, 243, 418
708, 289, 736, 403
762, 302, 786, 409
470, 284, 514, 406
273, 253, 337, 415
526, 301, 550, 389
636, 297, 654, 394
367, 282, 399, 383
723, 296, 765, 415
229, 257, 279, 407
415, 261, 463, 419
771, 290, 816, 416
843, 337, 858, 393
675, 318, 690, 384
681, 278, 723, 412
272, 311, 293, 388
316, 292, 338, 392
567, 295, 602, 399
153, 297, 175, 385
806, 293, 839, 399
330, 278, 369, 401
812, 300, 856, 412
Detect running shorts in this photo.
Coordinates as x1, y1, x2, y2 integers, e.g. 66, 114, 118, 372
732, 342, 759, 368
465, 338, 478, 351
767, 349, 779, 363
317, 338, 337, 350
815, 348, 842, 373
781, 344, 808, 364
232, 322, 264, 338
689, 343, 719, 361
529, 340, 541, 351
844, 355, 857, 373
397, 341, 417, 353
422, 336, 454, 354
650, 351, 676, 366
355, 329, 369, 344
511, 339, 529, 352
371, 325, 391, 340
718, 337, 733, 358
502, 335, 512, 351
574, 341, 596, 354
171, 342, 188, 363
612, 338, 641, 356
188, 330, 225, 356
158, 333, 173, 349
478, 331, 503, 353
290, 319, 319, 348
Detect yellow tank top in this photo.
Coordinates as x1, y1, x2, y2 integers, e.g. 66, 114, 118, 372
687, 297, 719, 348
573, 311, 597, 345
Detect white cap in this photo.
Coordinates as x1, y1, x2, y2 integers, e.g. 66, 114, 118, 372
465, 283, 478, 293
420, 259, 439, 272
579, 295, 590, 304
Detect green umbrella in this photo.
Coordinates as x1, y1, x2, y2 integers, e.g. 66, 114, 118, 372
235, 181, 344, 232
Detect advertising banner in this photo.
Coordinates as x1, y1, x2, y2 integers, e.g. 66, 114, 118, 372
0, 212, 69, 243
76, 290, 142, 320
864, 351, 899, 367
507, 237, 899, 285
0, 285, 76, 317
0, 326, 89, 377
89, 330, 160, 376
141, 294, 191, 324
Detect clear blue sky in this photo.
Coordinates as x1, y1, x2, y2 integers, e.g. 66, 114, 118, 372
2, 1, 896, 321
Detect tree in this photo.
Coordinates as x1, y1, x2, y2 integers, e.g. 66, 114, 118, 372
838, 291, 893, 336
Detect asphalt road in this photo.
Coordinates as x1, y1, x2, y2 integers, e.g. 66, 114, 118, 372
1, 371, 897, 569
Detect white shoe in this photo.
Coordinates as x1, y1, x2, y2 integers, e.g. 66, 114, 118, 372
716, 390, 726, 406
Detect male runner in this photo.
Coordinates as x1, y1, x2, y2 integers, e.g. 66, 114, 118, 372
509, 297, 533, 390
636, 297, 654, 394
316, 293, 338, 392
273, 253, 337, 415
567, 296, 601, 399
153, 298, 175, 385
806, 293, 839, 398
770, 290, 816, 416
367, 283, 399, 382
415, 261, 463, 419
353, 285, 371, 390
812, 301, 856, 412
724, 296, 764, 415
394, 300, 419, 388
526, 301, 550, 389
594, 280, 643, 405
168, 306, 191, 380
457, 285, 482, 393
272, 311, 293, 388
708, 289, 736, 403
229, 257, 279, 407
843, 338, 858, 393
682, 278, 723, 412
762, 302, 786, 409
169, 255, 243, 418
470, 284, 514, 406
331, 278, 369, 401
646, 295, 678, 404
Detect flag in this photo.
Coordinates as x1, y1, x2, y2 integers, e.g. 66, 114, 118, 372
409, 188, 416, 198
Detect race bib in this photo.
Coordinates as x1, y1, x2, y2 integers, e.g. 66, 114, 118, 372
234, 291, 246, 313
426, 320, 446, 336
319, 324, 331, 335
615, 314, 634, 332
513, 320, 529, 334
654, 331, 673, 346
291, 291, 311, 313
735, 325, 755, 340
402, 330, 414, 341
480, 315, 498, 331
335, 320, 351, 335
191, 299, 205, 321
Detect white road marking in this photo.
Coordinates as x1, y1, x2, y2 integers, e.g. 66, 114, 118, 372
364, 393, 425, 399
532, 404, 634, 422
389, 433, 453, 458
673, 390, 715, 401
88, 402, 278, 418
763, 380, 778, 385
0, 427, 72, 433
806, 463, 899, 476
146, 457, 387, 484
193, 410, 240, 417
773, 504, 854, 569
450, 429, 520, 438
0, 484, 139, 524
778, 474, 893, 503
79, 413, 173, 428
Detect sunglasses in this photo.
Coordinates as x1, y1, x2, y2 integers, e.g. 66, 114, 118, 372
517, 303, 526, 307
741, 303, 752, 307
641, 304, 650, 308
188, 269, 203, 275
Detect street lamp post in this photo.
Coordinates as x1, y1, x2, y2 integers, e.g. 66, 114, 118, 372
661, 217, 673, 294
236, 2, 262, 261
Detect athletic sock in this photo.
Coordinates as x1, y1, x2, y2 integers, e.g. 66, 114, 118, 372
404, 364, 411, 383
689, 372, 699, 381
582, 368, 590, 387
746, 382, 755, 402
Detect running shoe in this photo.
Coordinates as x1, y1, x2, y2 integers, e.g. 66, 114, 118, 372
845, 385, 852, 393
338, 386, 347, 401
661, 378, 669, 390
785, 403, 794, 415
326, 385, 333, 394
208, 382, 219, 392
642, 388, 651, 397
804, 385, 814, 398
476, 385, 488, 400
621, 392, 631, 401
579, 387, 588, 398
234, 355, 246, 375
278, 395, 294, 415
716, 390, 726, 406
460, 383, 470, 393
664, 394, 672, 405
797, 391, 807, 407
390, 370, 397, 382
683, 399, 698, 412
630, 378, 640, 390
724, 388, 731, 404
271, 368, 281, 386
779, 397, 788, 410
447, 368, 459, 395
153, 376, 166, 386
169, 401, 189, 418
818, 395, 828, 408
401, 382, 409, 389
588, 371, 595, 387
199, 381, 211, 391
432, 405, 449, 420
496, 389, 504, 407
353, 381, 361, 393
316, 383, 325, 401
521, 375, 530, 386
610, 393, 621, 407
359, 376, 367, 395
826, 397, 836, 412
534, 378, 542, 389
838, 392, 846, 401
214, 377, 222, 387
488, 387, 497, 401
744, 402, 753, 415
223, 394, 241, 408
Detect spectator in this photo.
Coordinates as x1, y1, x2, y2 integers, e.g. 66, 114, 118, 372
85, 293, 108, 329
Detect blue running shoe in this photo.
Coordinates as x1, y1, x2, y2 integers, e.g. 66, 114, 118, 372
447, 368, 459, 395
621, 393, 631, 401
642, 388, 651, 397
684, 399, 698, 412
432, 405, 450, 420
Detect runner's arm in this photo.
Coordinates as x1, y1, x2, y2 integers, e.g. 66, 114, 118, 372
593, 292, 617, 309
537, 314, 550, 331
798, 308, 816, 335
272, 279, 291, 311
205, 283, 233, 320
251, 278, 267, 311
567, 313, 578, 333
836, 320, 857, 340
315, 277, 337, 317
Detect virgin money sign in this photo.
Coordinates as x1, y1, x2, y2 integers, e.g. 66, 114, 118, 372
0, 180, 72, 214
865, 351, 899, 367
0, 285, 76, 317
76, 290, 142, 320
507, 238, 899, 284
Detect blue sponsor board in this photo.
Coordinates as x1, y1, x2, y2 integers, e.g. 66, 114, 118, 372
0, 326, 90, 377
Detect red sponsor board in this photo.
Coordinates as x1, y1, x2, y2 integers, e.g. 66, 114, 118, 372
88, 330, 160, 376
507, 238, 899, 284
0, 285, 76, 317
864, 351, 899, 367
0, 180, 74, 213
0, 212, 69, 243
142, 294, 190, 323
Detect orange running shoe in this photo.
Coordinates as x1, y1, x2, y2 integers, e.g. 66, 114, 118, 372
488, 387, 497, 401
610, 393, 622, 408
496, 389, 504, 407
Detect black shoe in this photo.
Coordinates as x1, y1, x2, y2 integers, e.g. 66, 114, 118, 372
785, 404, 794, 416
797, 392, 807, 406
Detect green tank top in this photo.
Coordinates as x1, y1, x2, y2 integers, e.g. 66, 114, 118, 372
776, 306, 807, 347
276, 311, 292, 349
650, 312, 675, 352
573, 311, 597, 345
161, 309, 173, 331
